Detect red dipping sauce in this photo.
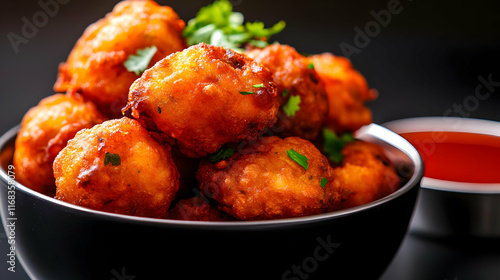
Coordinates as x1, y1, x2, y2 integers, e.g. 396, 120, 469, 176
400, 131, 500, 183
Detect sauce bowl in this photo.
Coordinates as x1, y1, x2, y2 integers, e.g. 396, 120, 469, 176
384, 117, 500, 238
0, 124, 422, 280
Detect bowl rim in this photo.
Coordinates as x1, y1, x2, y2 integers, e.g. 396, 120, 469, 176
0, 123, 423, 229
383, 116, 500, 194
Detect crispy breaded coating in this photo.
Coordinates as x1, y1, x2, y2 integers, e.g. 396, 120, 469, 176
168, 196, 235, 221
333, 141, 400, 209
197, 136, 341, 220
245, 44, 329, 140
126, 43, 280, 158
53, 118, 179, 218
54, 0, 186, 117
13, 93, 106, 196
309, 53, 377, 133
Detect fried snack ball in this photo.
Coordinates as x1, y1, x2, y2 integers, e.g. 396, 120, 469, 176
53, 117, 179, 218
54, 0, 186, 118
13, 93, 106, 196
168, 196, 235, 221
309, 53, 377, 133
245, 44, 328, 140
332, 141, 400, 209
126, 43, 280, 158
197, 136, 341, 220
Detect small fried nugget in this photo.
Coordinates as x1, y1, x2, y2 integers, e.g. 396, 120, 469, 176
126, 43, 279, 158
197, 136, 341, 220
309, 53, 377, 133
13, 93, 106, 196
53, 118, 179, 218
333, 141, 401, 209
54, 0, 186, 117
168, 196, 235, 221
245, 44, 328, 140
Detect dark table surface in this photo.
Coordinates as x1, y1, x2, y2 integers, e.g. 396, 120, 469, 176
1, 0, 499, 279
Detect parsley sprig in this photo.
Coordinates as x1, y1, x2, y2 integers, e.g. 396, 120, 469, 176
283, 95, 301, 117
209, 146, 236, 163
123, 46, 158, 75
323, 129, 355, 164
104, 152, 121, 166
320, 178, 328, 188
239, 91, 256, 95
183, 0, 286, 52
287, 149, 308, 171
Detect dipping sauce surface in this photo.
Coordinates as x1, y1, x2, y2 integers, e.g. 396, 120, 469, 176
400, 131, 500, 183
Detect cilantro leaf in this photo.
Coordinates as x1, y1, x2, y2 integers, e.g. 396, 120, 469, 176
282, 89, 289, 97
283, 95, 301, 117
104, 152, 121, 166
124, 46, 158, 75
248, 39, 268, 48
239, 91, 255, 95
184, 0, 233, 34
320, 178, 328, 188
245, 20, 286, 38
183, 0, 285, 52
287, 149, 308, 171
323, 129, 355, 164
209, 147, 236, 163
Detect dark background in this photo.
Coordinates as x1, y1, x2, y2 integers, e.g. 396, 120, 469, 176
1, 0, 499, 279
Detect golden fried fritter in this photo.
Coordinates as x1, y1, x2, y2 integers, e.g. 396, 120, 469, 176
53, 117, 179, 218
126, 43, 280, 158
309, 53, 377, 133
245, 44, 328, 140
13, 93, 106, 196
333, 141, 400, 209
197, 136, 341, 220
54, 0, 186, 117
168, 196, 234, 221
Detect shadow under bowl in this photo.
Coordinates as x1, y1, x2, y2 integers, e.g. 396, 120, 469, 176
0, 124, 422, 280
384, 117, 500, 238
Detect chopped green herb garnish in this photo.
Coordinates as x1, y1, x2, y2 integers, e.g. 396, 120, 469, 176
183, 0, 285, 52
123, 46, 157, 75
323, 129, 355, 163
283, 95, 301, 117
253, 83, 265, 88
287, 149, 308, 171
245, 20, 286, 38
158, 106, 162, 114
239, 91, 256, 95
104, 152, 121, 166
307, 63, 315, 69
209, 147, 236, 163
248, 39, 268, 48
320, 178, 328, 188
282, 89, 289, 97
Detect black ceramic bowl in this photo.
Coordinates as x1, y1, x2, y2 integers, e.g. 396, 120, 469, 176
0, 124, 422, 280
